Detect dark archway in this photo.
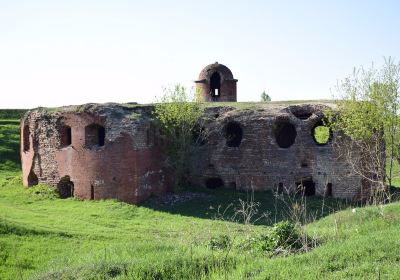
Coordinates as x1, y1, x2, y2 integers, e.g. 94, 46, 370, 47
296, 178, 315, 196
28, 169, 38, 186
205, 177, 224, 189
275, 121, 297, 148
85, 124, 105, 148
57, 176, 74, 198
23, 125, 30, 152
210, 72, 221, 97
325, 183, 333, 197
277, 182, 284, 194
90, 185, 95, 200
224, 121, 243, 147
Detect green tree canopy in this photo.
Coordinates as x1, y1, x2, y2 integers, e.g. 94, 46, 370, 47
154, 84, 206, 189
328, 57, 400, 201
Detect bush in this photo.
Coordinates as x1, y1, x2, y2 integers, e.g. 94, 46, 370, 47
154, 84, 205, 190
208, 234, 232, 250
268, 221, 302, 250
240, 221, 312, 256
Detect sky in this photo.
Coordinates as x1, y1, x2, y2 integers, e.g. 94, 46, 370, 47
1, 0, 400, 108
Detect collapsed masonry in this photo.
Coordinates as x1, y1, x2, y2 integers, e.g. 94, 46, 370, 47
20, 63, 375, 203
21, 102, 373, 203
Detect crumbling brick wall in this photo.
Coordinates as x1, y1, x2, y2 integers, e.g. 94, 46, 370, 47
21, 104, 168, 203
21, 102, 372, 203
192, 104, 369, 200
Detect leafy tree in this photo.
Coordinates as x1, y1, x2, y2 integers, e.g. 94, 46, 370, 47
154, 84, 206, 190
260, 91, 271, 102
328, 58, 400, 202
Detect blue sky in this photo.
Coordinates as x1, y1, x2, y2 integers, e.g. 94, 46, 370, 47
1, 0, 399, 108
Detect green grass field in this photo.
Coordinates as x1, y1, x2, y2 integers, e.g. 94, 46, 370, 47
1, 112, 400, 279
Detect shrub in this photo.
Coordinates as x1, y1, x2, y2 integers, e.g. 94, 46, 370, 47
240, 221, 313, 256
154, 84, 205, 190
268, 221, 302, 250
208, 234, 232, 250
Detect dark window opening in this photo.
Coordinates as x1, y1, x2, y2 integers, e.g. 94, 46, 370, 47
325, 183, 333, 197
228, 182, 236, 189
278, 182, 284, 194
312, 120, 331, 145
224, 121, 243, 147
301, 162, 308, 168
296, 178, 315, 196
205, 177, 224, 189
85, 124, 105, 148
291, 108, 313, 120
210, 72, 221, 98
60, 126, 72, 147
28, 170, 38, 186
275, 121, 297, 148
90, 185, 95, 200
23, 125, 30, 152
57, 176, 74, 198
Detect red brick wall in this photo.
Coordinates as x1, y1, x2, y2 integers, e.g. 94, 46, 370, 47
21, 109, 169, 204
197, 79, 237, 102
20, 103, 375, 203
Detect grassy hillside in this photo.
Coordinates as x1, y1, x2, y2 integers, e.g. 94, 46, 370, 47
1, 112, 400, 279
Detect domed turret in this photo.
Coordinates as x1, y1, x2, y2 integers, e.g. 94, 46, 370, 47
195, 62, 237, 102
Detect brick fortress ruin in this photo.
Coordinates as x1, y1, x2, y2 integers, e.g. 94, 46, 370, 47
21, 62, 373, 203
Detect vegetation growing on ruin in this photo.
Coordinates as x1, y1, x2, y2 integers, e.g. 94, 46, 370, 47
154, 84, 206, 189
313, 125, 330, 144
328, 58, 400, 200
2, 111, 400, 279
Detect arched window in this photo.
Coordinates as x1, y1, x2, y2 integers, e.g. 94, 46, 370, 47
210, 72, 221, 97
57, 176, 74, 198
275, 121, 297, 148
60, 125, 72, 148
224, 121, 243, 147
85, 124, 105, 148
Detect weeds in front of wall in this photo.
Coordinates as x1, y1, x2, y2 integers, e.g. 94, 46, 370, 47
206, 186, 323, 260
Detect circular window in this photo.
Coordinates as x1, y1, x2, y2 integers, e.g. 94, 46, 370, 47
275, 122, 297, 148
312, 121, 330, 145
